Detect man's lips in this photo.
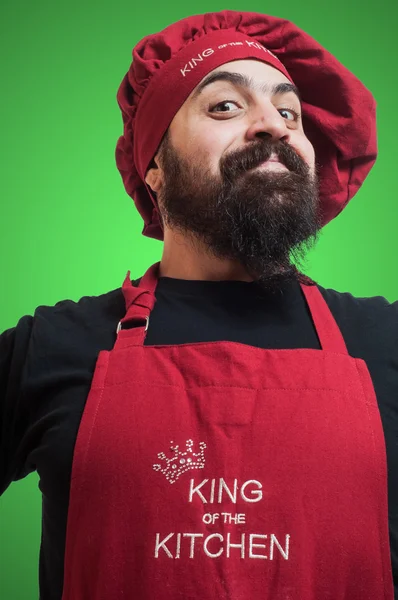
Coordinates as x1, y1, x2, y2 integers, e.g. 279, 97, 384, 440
247, 152, 288, 171
255, 158, 288, 171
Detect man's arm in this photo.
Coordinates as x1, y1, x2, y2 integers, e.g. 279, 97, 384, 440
0, 316, 35, 496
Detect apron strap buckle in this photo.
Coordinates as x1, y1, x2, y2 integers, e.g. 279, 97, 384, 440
116, 316, 149, 334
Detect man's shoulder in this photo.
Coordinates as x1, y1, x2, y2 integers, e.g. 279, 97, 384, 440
317, 283, 397, 317
316, 283, 397, 357
25, 282, 139, 353
33, 286, 126, 326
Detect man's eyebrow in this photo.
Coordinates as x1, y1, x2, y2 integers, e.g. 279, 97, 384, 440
191, 71, 301, 103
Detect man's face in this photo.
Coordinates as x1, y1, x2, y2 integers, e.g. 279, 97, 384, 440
147, 59, 321, 290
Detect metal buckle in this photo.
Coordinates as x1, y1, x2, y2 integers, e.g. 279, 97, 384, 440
116, 316, 149, 334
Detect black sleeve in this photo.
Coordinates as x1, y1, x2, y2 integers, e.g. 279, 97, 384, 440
0, 315, 36, 495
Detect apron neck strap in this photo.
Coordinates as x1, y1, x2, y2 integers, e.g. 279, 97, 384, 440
300, 283, 348, 354
116, 262, 159, 344
116, 262, 349, 355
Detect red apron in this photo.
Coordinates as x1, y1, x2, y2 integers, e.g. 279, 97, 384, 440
61, 262, 394, 600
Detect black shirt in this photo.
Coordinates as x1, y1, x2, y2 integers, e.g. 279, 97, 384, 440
1, 275, 397, 599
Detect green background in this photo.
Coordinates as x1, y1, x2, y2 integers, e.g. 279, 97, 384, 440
0, 0, 397, 597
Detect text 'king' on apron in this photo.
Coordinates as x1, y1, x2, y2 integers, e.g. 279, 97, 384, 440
61, 262, 394, 600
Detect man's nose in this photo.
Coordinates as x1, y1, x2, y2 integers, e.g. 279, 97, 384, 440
245, 102, 290, 143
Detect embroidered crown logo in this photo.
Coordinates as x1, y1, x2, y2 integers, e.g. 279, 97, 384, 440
153, 439, 207, 484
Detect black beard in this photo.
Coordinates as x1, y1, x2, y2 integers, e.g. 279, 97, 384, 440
157, 134, 322, 292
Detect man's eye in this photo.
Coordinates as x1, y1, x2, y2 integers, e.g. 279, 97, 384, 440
209, 100, 240, 113
278, 108, 301, 121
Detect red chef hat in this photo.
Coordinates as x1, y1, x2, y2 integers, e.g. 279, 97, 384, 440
116, 10, 377, 241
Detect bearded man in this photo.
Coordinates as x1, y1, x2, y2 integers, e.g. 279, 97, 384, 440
0, 10, 397, 600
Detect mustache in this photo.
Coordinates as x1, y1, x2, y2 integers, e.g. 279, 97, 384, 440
220, 139, 310, 180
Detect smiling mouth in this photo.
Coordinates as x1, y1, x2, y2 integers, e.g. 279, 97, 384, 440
255, 159, 288, 171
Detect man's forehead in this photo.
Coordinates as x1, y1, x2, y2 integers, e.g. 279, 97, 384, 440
191, 61, 301, 102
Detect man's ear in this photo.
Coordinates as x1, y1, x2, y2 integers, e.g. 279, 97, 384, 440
145, 155, 163, 193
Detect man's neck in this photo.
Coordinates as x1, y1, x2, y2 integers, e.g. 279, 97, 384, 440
159, 228, 253, 282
